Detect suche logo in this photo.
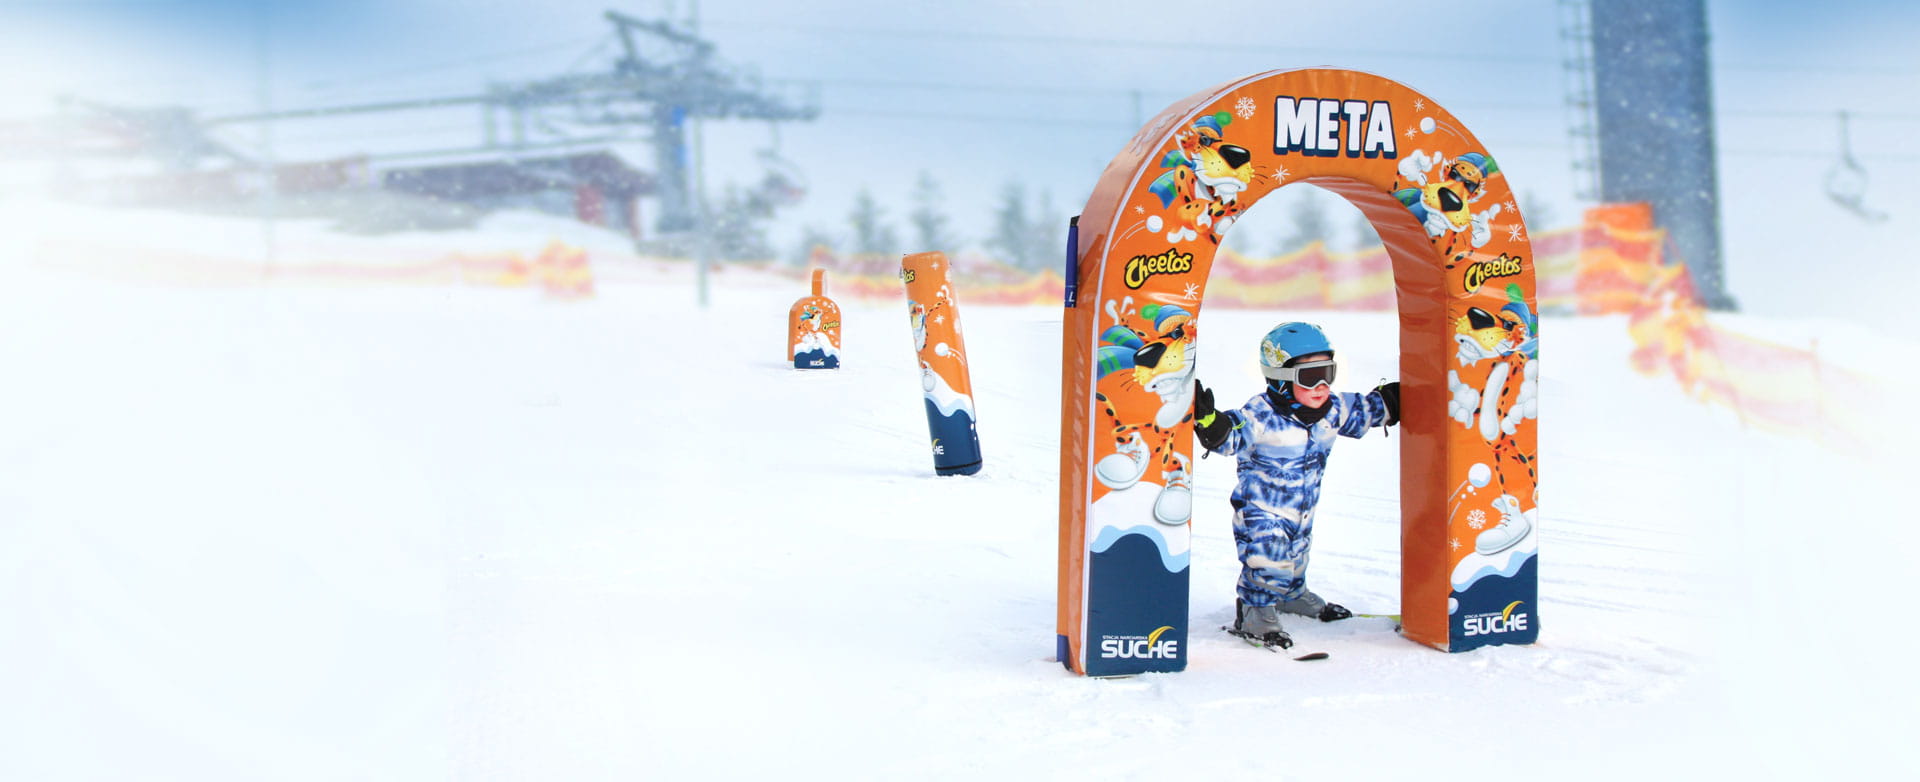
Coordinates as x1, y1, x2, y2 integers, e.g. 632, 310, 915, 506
931, 438, 945, 456
1098, 625, 1180, 659
1462, 601, 1529, 637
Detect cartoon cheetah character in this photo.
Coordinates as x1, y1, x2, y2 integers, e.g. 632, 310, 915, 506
1147, 112, 1266, 244
1395, 150, 1504, 255
1093, 297, 1199, 525
1446, 288, 1539, 554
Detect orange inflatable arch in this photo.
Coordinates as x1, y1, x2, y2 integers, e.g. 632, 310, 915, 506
1057, 69, 1541, 676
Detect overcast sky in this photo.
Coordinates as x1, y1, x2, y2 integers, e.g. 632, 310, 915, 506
5, 0, 1917, 329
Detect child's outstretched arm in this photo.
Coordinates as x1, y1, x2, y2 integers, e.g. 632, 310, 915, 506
1335, 381, 1401, 438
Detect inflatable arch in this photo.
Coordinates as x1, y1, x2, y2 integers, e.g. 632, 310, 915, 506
1057, 69, 1540, 676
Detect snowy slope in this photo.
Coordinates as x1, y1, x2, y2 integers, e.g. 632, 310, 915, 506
1, 204, 1915, 781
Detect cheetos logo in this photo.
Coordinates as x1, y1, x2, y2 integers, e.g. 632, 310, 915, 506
1463, 254, 1524, 294
1123, 249, 1195, 289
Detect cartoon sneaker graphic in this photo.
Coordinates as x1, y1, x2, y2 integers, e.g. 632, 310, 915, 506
1094, 432, 1150, 490
1474, 493, 1532, 555
1153, 452, 1193, 526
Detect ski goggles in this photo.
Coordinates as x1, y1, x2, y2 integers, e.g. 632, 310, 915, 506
1262, 359, 1337, 388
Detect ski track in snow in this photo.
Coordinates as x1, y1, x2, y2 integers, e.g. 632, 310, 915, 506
1, 212, 1916, 779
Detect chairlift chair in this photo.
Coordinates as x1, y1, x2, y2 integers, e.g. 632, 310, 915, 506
1825, 111, 1888, 223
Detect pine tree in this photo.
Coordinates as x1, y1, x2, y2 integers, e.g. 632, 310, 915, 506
849, 188, 899, 257
1519, 190, 1554, 229
908, 171, 956, 254
986, 181, 1031, 268
1351, 211, 1381, 252
792, 224, 835, 267
1277, 193, 1329, 254
710, 186, 773, 261
1219, 222, 1259, 259
1025, 189, 1063, 272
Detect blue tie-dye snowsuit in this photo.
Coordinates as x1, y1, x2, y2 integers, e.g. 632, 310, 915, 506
1206, 389, 1392, 607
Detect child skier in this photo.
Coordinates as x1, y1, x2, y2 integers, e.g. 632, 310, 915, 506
1193, 322, 1400, 649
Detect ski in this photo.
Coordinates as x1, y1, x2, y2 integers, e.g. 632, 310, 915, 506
1352, 613, 1401, 621
1237, 636, 1279, 653
1222, 625, 1328, 660
1222, 625, 1290, 651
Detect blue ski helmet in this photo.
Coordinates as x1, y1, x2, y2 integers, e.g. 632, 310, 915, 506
1259, 322, 1332, 378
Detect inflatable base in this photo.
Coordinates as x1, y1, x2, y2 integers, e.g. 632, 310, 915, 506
792, 349, 839, 370
934, 460, 982, 476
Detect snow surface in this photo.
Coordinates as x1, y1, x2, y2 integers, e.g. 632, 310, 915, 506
1, 203, 1916, 781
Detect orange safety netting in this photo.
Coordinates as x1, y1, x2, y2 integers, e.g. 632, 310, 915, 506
1594, 205, 1892, 452
786, 246, 1066, 306
792, 229, 1588, 312
795, 203, 1894, 453
449, 240, 596, 298
41, 235, 597, 298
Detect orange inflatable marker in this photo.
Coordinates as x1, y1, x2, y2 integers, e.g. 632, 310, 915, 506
901, 252, 982, 476
789, 268, 841, 370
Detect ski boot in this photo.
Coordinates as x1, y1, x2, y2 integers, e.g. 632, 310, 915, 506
1279, 590, 1352, 622
1227, 599, 1292, 649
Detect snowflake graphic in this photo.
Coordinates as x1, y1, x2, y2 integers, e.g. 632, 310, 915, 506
1182, 282, 1201, 300
1272, 164, 1291, 183
1504, 198, 1517, 212
1449, 537, 1462, 552
1507, 224, 1525, 242
1404, 126, 1416, 139
1134, 205, 1145, 214
1235, 96, 1257, 119
1467, 509, 1488, 530
932, 314, 945, 325
1413, 98, 1425, 111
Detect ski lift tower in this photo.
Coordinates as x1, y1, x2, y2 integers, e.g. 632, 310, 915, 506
594, 10, 818, 241
1557, 0, 1601, 205
1588, 0, 1736, 310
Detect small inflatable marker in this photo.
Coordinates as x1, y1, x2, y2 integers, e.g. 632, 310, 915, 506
788, 268, 841, 370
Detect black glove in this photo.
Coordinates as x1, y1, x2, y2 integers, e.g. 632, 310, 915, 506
1194, 379, 1216, 420
1374, 381, 1401, 426
1193, 379, 1231, 451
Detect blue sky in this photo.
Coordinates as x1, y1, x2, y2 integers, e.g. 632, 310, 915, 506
5, 0, 1917, 327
